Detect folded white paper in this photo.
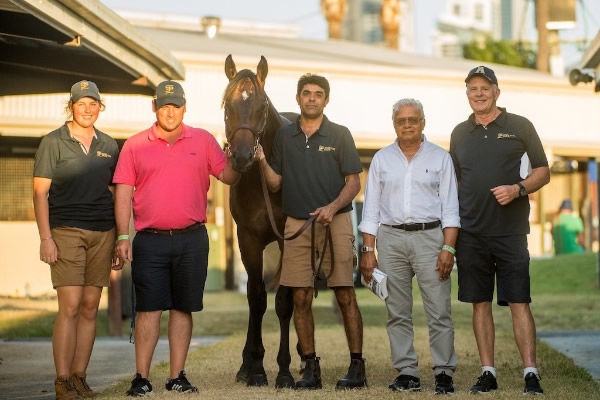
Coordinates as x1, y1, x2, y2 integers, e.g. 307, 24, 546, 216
361, 268, 388, 300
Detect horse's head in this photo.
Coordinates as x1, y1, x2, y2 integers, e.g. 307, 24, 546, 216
222, 55, 270, 173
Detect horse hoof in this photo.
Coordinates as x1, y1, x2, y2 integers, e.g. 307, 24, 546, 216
247, 373, 268, 387
275, 374, 295, 389
236, 369, 249, 384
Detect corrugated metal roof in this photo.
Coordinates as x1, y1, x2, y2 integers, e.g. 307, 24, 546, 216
138, 25, 558, 84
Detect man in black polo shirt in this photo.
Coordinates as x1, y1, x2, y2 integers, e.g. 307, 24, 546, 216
257, 73, 365, 390
449, 66, 550, 395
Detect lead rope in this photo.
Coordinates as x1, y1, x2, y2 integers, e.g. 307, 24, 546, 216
310, 222, 334, 298
129, 279, 136, 344
258, 162, 314, 240
258, 154, 334, 298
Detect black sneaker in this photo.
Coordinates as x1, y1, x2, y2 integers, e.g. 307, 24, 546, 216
470, 371, 498, 393
434, 371, 455, 395
165, 370, 198, 393
126, 373, 152, 397
389, 374, 421, 392
524, 372, 544, 395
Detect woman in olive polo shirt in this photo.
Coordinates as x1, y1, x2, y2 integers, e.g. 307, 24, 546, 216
33, 81, 119, 400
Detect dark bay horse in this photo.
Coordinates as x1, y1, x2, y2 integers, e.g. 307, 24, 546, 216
222, 54, 295, 388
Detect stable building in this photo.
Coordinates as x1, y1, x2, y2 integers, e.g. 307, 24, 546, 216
0, 0, 183, 296
1, 7, 599, 295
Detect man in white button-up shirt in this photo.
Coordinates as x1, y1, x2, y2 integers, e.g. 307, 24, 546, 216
358, 98, 460, 395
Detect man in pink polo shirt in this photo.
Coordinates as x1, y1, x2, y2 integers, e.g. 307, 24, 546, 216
114, 81, 239, 396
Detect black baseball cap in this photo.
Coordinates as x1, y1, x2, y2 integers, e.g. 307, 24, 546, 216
154, 80, 186, 108
70, 80, 100, 102
465, 66, 498, 86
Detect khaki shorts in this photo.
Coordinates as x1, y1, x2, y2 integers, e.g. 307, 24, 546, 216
280, 212, 355, 288
50, 227, 115, 288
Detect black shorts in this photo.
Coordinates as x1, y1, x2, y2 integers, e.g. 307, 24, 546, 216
131, 226, 209, 312
456, 230, 531, 306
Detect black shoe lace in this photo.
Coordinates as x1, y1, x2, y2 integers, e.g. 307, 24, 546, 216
525, 373, 541, 387
478, 372, 495, 389
437, 372, 452, 386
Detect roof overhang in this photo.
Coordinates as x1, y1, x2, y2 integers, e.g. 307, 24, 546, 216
0, 0, 185, 96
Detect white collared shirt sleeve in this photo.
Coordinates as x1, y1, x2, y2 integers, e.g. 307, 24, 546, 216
439, 152, 461, 229
358, 152, 382, 236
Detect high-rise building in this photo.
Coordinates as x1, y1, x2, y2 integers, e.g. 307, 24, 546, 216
434, 0, 501, 57
342, 0, 415, 52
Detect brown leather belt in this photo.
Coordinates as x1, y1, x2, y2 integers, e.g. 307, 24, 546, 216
384, 220, 441, 231
141, 222, 204, 236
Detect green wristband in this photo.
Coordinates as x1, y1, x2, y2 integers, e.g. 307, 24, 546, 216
117, 234, 130, 241
442, 244, 456, 255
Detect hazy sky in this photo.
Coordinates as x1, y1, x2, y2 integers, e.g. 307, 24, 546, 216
100, 0, 445, 55
100, 0, 599, 65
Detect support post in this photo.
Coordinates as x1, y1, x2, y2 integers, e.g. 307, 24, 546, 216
536, 0, 549, 72
596, 158, 600, 289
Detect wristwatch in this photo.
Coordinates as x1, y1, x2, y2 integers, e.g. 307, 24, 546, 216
361, 246, 375, 253
517, 182, 528, 197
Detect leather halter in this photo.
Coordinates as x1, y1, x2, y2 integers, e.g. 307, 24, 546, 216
224, 97, 269, 157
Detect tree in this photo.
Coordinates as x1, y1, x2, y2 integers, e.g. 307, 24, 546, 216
463, 36, 537, 69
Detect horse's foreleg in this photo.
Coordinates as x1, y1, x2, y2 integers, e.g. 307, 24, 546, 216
245, 274, 268, 386
235, 242, 268, 386
274, 285, 295, 388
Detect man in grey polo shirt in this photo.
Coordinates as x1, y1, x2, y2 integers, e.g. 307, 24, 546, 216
359, 98, 459, 395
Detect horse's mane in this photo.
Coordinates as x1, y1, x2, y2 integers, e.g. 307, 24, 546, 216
221, 69, 262, 108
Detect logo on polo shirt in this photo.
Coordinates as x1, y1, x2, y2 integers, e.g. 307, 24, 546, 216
96, 151, 112, 158
497, 133, 516, 139
318, 145, 335, 152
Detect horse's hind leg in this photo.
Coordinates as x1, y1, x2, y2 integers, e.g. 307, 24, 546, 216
274, 285, 295, 388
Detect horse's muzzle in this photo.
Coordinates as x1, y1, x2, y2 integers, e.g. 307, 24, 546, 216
231, 147, 255, 173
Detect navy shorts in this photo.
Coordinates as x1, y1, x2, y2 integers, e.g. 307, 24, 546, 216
456, 230, 531, 306
131, 226, 209, 312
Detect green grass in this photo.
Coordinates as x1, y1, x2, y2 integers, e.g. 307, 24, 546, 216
530, 253, 599, 295
1, 253, 599, 399
1, 253, 599, 337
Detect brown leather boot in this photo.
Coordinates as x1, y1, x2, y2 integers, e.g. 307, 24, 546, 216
71, 372, 97, 397
54, 376, 82, 400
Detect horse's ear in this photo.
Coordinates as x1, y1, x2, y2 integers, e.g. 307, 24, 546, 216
225, 54, 237, 81
256, 56, 268, 88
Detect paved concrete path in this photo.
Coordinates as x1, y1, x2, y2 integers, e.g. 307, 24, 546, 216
539, 330, 600, 383
0, 336, 223, 399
